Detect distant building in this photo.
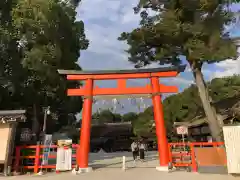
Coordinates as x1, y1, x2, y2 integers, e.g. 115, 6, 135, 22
82, 122, 134, 152
174, 95, 240, 142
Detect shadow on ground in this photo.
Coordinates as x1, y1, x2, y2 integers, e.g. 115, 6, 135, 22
197, 166, 228, 174
89, 151, 159, 169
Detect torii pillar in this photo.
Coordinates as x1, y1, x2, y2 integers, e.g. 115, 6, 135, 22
77, 79, 93, 172
151, 76, 170, 171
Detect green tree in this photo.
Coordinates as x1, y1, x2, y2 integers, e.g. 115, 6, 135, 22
119, 0, 237, 141
92, 111, 100, 124
162, 75, 240, 132
92, 109, 115, 124
0, 0, 88, 137
113, 113, 122, 122
163, 84, 202, 123
132, 107, 154, 137
209, 75, 240, 101
0, 0, 25, 109
122, 112, 138, 122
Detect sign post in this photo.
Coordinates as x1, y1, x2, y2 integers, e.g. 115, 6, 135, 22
176, 126, 188, 151
42, 135, 52, 165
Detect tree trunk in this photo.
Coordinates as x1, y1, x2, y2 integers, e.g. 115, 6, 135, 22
32, 103, 40, 141
191, 62, 223, 142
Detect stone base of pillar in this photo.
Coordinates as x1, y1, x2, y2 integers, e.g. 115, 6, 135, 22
156, 166, 170, 172
72, 167, 93, 174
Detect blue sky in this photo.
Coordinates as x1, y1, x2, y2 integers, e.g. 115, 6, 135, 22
75, 0, 240, 115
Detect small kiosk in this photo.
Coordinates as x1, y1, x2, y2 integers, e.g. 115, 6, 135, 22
0, 110, 26, 176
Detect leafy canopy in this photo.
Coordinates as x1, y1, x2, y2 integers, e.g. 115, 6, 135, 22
163, 75, 240, 124
122, 112, 138, 122
119, 0, 237, 68
0, 0, 88, 133
92, 109, 116, 124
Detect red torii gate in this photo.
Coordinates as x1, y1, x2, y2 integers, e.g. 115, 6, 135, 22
58, 65, 185, 172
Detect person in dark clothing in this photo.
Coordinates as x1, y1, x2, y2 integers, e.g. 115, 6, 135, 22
139, 141, 146, 162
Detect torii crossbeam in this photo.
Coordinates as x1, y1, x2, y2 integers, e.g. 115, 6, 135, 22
58, 65, 186, 172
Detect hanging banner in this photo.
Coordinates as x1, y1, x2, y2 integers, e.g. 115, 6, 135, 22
56, 139, 72, 171
42, 134, 52, 165
139, 97, 146, 110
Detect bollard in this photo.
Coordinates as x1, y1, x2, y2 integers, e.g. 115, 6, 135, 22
122, 156, 126, 171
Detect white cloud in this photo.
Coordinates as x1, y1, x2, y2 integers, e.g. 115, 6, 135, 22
209, 41, 240, 79
76, 0, 140, 66
121, 6, 140, 24
211, 58, 240, 79
76, 0, 122, 22
165, 77, 194, 86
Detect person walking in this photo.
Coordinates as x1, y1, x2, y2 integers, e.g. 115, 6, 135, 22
139, 140, 146, 162
131, 140, 139, 164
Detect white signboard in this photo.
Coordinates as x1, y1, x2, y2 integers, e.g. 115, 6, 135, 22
0, 124, 11, 162
223, 126, 240, 174
56, 139, 72, 171
42, 134, 52, 165
207, 136, 213, 142
176, 126, 188, 135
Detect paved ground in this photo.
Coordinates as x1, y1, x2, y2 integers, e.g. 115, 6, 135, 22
88, 151, 159, 168
3, 168, 238, 180
3, 151, 238, 180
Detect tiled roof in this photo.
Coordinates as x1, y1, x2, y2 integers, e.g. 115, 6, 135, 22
58, 65, 186, 75
0, 110, 26, 123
